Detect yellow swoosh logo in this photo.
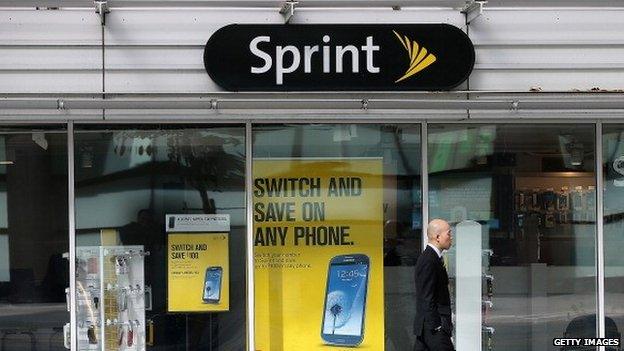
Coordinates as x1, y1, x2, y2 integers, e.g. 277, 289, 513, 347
393, 30, 437, 83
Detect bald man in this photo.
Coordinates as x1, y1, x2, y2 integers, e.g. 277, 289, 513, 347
413, 219, 454, 351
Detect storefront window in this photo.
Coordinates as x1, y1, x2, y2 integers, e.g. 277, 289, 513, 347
428, 124, 596, 350
74, 125, 246, 350
603, 124, 624, 340
252, 124, 422, 350
0, 127, 68, 350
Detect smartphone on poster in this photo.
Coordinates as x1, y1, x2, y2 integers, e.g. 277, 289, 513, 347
321, 254, 370, 347
202, 266, 223, 304
168, 216, 176, 230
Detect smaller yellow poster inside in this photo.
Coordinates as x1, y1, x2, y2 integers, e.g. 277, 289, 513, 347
167, 233, 229, 312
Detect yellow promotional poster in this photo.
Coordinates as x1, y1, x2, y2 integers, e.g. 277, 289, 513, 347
166, 214, 230, 312
100, 228, 119, 245
254, 158, 384, 351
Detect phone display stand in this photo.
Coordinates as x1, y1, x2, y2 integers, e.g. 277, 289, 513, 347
76, 246, 147, 351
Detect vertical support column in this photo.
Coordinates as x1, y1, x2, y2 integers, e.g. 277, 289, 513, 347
246, 122, 255, 351
68, 121, 77, 350
455, 220, 482, 351
421, 122, 429, 248
596, 122, 605, 343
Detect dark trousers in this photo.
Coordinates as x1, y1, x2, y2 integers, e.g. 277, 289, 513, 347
413, 320, 455, 351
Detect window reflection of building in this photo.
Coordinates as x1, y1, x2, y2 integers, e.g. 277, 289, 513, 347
0, 130, 69, 350
429, 124, 597, 351
75, 126, 246, 350
604, 126, 624, 343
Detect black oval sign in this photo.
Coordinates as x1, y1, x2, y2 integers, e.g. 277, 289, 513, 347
204, 24, 475, 91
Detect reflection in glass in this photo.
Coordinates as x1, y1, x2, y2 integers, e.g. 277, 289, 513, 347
603, 124, 624, 341
74, 126, 246, 350
0, 127, 68, 350
429, 124, 596, 351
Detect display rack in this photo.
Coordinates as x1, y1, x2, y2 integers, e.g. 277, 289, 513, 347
75, 246, 147, 351
482, 250, 495, 351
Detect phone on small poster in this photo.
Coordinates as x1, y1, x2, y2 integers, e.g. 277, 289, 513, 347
321, 254, 370, 347
203, 266, 223, 304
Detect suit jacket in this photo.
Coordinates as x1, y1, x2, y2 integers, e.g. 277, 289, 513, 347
413, 245, 452, 337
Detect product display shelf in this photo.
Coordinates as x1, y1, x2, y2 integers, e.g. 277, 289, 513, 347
76, 246, 146, 351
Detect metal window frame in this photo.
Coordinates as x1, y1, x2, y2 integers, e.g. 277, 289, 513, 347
3, 116, 621, 124
596, 122, 606, 341
68, 121, 77, 350
421, 121, 429, 250
245, 121, 255, 351
47, 116, 613, 350
3, 97, 624, 112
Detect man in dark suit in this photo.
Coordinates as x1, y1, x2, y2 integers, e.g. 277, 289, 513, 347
413, 219, 454, 351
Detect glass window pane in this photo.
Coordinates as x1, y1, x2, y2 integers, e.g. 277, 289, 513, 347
74, 125, 246, 350
0, 127, 69, 351
603, 124, 624, 339
428, 124, 596, 350
252, 124, 422, 350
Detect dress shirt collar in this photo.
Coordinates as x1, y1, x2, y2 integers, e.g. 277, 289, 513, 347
427, 243, 443, 258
